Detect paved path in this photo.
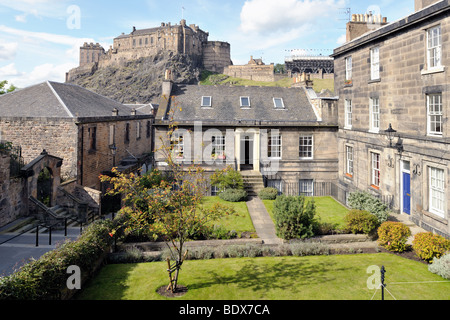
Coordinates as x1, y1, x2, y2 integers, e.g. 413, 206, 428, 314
246, 197, 283, 245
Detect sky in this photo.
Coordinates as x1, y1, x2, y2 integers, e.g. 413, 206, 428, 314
0, 0, 415, 88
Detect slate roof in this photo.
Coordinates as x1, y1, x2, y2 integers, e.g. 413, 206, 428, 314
159, 84, 319, 125
0, 81, 145, 119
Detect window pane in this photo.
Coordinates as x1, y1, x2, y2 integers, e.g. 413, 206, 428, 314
241, 97, 250, 107
299, 136, 313, 158
299, 179, 314, 196
430, 167, 445, 216
273, 98, 285, 109
202, 96, 212, 107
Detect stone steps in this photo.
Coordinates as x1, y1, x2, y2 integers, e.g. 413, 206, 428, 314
241, 171, 264, 196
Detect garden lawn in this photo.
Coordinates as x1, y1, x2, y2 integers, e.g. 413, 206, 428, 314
200, 196, 255, 234
77, 253, 450, 300
263, 196, 349, 229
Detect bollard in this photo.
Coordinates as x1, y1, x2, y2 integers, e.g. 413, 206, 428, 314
35, 225, 39, 247
381, 265, 386, 300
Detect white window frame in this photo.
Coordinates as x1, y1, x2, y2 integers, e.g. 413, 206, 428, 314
427, 25, 442, 70
268, 134, 282, 159
427, 94, 443, 136
240, 96, 251, 108
345, 56, 352, 82
346, 145, 354, 177
345, 99, 352, 129
370, 97, 380, 133
299, 135, 313, 159
429, 166, 445, 218
201, 96, 212, 107
299, 179, 314, 197
171, 132, 184, 159
370, 47, 380, 80
136, 121, 141, 140
371, 152, 381, 188
211, 135, 226, 159
273, 98, 285, 109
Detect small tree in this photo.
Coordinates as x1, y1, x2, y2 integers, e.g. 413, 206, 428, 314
210, 165, 244, 191
0, 80, 16, 95
101, 100, 235, 293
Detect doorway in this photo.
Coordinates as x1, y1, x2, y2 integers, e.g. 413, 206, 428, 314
37, 167, 53, 206
401, 160, 411, 215
240, 134, 254, 170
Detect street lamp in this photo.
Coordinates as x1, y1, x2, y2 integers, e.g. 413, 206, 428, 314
384, 123, 397, 148
109, 143, 117, 167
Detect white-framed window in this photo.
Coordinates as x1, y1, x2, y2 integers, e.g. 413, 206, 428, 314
268, 134, 282, 159
370, 97, 380, 132
370, 47, 380, 80
273, 98, 285, 109
345, 56, 352, 82
299, 179, 314, 197
171, 132, 184, 159
427, 94, 443, 136
136, 121, 141, 140
371, 152, 381, 188
429, 166, 445, 217
345, 99, 352, 129
346, 145, 354, 177
240, 97, 251, 108
299, 135, 313, 159
201, 96, 212, 107
427, 25, 442, 69
211, 135, 225, 159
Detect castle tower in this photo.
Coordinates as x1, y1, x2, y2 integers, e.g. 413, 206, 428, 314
80, 43, 105, 66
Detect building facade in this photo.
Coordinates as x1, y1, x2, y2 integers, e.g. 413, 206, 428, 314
0, 81, 154, 190
332, 0, 450, 237
154, 80, 338, 196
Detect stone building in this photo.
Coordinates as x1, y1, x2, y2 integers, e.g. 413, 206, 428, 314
0, 81, 154, 190
68, 20, 232, 81
154, 79, 338, 196
224, 56, 275, 82
285, 55, 334, 80
332, 0, 450, 237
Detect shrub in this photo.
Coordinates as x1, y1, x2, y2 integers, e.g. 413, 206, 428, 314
273, 195, 318, 240
377, 221, 411, 252
413, 232, 450, 262
0, 219, 115, 300
344, 209, 380, 235
347, 191, 389, 224
258, 187, 279, 200
211, 166, 244, 191
428, 253, 450, 279
219, 188, 247, 202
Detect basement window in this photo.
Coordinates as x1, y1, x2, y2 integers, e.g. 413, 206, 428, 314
240, 97, 251, 108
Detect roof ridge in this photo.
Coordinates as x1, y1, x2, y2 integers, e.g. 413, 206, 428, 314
46, 81, 75, 118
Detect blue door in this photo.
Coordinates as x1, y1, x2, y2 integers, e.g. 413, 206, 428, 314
402, 172, 411, 215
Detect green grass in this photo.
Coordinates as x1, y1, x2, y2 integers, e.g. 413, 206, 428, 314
77, 253, 450, 300
263, 196, 349, 229
199, 72, 334, 93
200, 196, 255, 234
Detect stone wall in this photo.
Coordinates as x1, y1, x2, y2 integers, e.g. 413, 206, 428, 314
334, 6, 450, 237
0, 152, 27, 227
0, 118, 78, 180
224, 64, 274, 82
202, 41, 232, 73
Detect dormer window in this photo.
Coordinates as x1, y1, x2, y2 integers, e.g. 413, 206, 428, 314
201, 96, 212, 107
273, 98, 285, 109
240, 97, 251, 108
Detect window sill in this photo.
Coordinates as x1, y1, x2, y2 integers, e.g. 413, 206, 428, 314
368, 78, 381, 84
370, 184, 380, 190
344, 126, 352, 130
345, 173, 353, 179
423, 209, 446, 223
368, 129, 380, 134
421, 66, 445, 75
427, 133, 443, 138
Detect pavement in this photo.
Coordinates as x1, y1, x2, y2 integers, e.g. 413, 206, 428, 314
245, 196, 283, 245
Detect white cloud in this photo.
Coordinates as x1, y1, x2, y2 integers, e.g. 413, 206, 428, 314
239, 0, 345, 35
0, 0, 70, 20
0, 63, 21, 77
336, 34, 346, 45
0, 42, 19, 60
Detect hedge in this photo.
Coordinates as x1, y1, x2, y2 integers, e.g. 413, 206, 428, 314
377, 221, 411, 252
258, 187, 278, 200
344, 209, 379, 235
412, 232, 450, 262
0, 219, 115, 300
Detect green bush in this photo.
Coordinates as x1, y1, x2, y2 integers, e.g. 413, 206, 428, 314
377, 221, 411, 252
428, 253, 450, 279
344, 209, 380, 235
413, 232, 450, 262
219, 188, 248, 202
347, 191, 389, 224
211, 166, 244, 191
273, 195, 318, 240
258, 187, 278, 200
0, 219, 115, 300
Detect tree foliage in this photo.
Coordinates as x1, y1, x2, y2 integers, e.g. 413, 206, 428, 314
0, 80, 16, 95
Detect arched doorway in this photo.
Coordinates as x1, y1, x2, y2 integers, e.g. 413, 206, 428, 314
37, 167, 53, 206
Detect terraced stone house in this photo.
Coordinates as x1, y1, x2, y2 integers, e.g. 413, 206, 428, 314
154, 79, 338, 196
332, 0, 450, 237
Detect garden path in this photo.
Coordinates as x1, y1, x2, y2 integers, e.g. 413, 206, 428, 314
246, 196, 283, 245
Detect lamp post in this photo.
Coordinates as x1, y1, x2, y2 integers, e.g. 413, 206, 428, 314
384, 123, 397, 148
109, 143, 117, 167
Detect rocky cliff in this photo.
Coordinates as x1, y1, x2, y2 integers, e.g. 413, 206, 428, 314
66, 51, 202, 104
